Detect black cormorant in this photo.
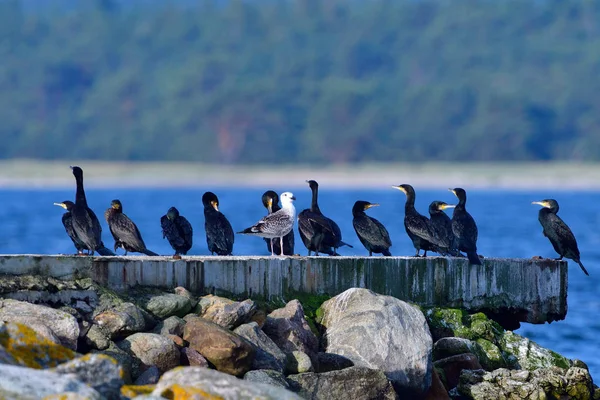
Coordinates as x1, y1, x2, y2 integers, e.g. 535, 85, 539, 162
297, 180, 352, 256
392, 184, 445, 257
532, 199, 588, 276
238, 192, 296, 256
449, 188, 481, 265
70, 166, 103, 255
161, 207, 193, 256
202, 192, 234, 255
262, 190, 294, 255
105, 199, 158, 256
54, 200, 115, 256
428, 201, 461, 257
352, 201, 392, 256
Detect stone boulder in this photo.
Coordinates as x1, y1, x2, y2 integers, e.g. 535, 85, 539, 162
458, 367, 594, 399
318, 288, 433, 395
134, 365, 161, 385
263, 299, 319, 367
52, 353, 124, 400
153, 316, 186, 337
317, 352, 354, 373
151, 366, 303, 399
288, 350, 314, 374
0, 364, 102, 399
142, 293, 192, 319
433, 337, 509, 371
287, 366, 397, 400
94, 302, 149, 339
244, 369, 290, 389
92, 341, 136, 383
174, 286, 198, 308
117, 333, 180, 375
84, 324, 111, 350
234, 322, 287, 373
498, 331, 569, 370
0, 299, 80, 350
180, 347, 209, 367
183, 317, 255, 376
0, 321, 76, 369
198, 295, 258, 330
433, 353, 482, 390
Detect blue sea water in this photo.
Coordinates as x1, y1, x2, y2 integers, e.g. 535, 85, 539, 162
0, 187, 598, 378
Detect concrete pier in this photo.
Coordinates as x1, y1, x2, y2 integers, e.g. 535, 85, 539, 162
0, 255, 567, 324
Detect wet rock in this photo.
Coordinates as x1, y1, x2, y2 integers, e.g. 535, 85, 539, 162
52, 353, 124, 400
457, 367, 594, 400
263, 299, 319, 367
316, 352, 354, 373
234, 321, 287, 373
0, 321, 76, 369
244, 369, 290, 389
84, 324, 110, 350
142, 293, 192, 319
498, 331, 569, 370
134, 365, 161, 385
92, 341, 137, 383
199, 295, 258, 330
434, 353, 482, 390
94, 302, 149, 340
117, 333, 180, 375
183, 317, 255, 376
424, 368, 450, 400
0, 299, 80, 350
0, 364, 102, 399
152, 366, 302, 399
288, 350, 314, 374
318, 288, 432, 395
287, 366, 397, 400
180, 347, 209, 367
153, 315, 185, 337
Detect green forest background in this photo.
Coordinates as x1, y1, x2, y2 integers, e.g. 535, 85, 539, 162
2, 0, 600, 164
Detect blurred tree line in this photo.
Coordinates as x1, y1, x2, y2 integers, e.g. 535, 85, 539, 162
1, 0, 600, 164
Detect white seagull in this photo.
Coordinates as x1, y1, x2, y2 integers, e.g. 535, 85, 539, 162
238, 192, 296, 256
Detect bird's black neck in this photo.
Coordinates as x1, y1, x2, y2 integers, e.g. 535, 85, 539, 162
310, 186, 321, 213
75, 175, 88, 207
404, 194, 416, 213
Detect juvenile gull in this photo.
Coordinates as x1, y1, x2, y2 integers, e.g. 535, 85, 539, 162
238, 191, 296, 256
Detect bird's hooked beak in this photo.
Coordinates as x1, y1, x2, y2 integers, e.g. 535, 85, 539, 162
440, 204, 456, 210
69, 166, 74, 170
366, 203, 380, 210
53, 202, 67, 209
448, 188, 457, 196
532, 201, 549, 208
291, 195, 297, 201
267, 198, 273, 213
391, 185, 406, 194
211, 200, 219, 212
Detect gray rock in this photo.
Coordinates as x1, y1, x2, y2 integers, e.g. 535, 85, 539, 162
92, 341, 137, 383
263, 300, 319, 367
318, 288, 432, 395
244, 370, 290, 389
317, 352, 354, 373
199, 295, 258, 330
117, 332, 180, 375
151, 366, 303, 399
433, 337, 474, 360
288, 350, 314, 374
153, 315, 186, 336
143, 293, 192, 319
457, 367, 594, 399
234, 322, 287, 373
134, 366, 161, 385
174, 286, 198, 308
0, 299, 80, 350
287, 366, 397, 400
52, 353, 124, 400
0, 364, 101, 399
84, 324, 110, 350
180, 347, 209, 367
433, 337, 509, 371
93, 302, 148, 340
498, 331, 570, 370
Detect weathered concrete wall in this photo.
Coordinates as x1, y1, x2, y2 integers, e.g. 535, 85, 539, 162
0, 255, 567, 324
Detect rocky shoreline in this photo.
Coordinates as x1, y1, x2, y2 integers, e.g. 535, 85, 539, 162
0, 274, 596, 399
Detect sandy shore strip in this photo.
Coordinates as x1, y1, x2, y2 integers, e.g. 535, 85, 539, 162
0, 159, 599, 190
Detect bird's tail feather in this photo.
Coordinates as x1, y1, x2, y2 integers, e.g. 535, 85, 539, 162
142, 249, 159, 256
577, 260, 590, 276
96, 246, 116, 256
382, 249, 392, 257
467, 251, 482, 265
339, 241, 353, 248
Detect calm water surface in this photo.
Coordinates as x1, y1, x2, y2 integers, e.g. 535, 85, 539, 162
0, 187, 598, 378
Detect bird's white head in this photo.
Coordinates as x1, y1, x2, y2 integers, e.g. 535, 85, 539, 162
280, 192, 296, 204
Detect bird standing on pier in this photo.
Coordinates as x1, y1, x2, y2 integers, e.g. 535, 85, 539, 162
54, 200, 114, 256
105, 199, 158, 256
449, 188, 481, 265
69, 166, 104, 255
202, 192, 234, 256
352, 201, 392, 256
392, 184, 444, 257
532, 199, 588, 276
298, 180, 352, 256
161, 206, 193, 257
428, 201, 461, 257
262, 191, 295, 255
238, 191, 296, 256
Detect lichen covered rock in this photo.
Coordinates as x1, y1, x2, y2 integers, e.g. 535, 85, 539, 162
142, 293, 192, 319
198, 295, 258, 330
94, 302, 149, 340
498, 331, 570, 370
